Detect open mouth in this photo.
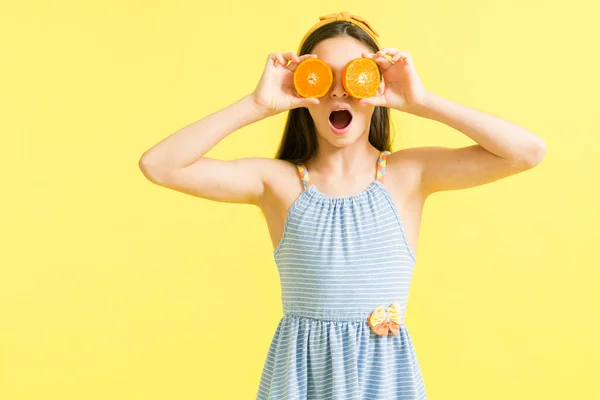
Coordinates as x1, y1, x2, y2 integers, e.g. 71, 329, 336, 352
329, 110, 353, 130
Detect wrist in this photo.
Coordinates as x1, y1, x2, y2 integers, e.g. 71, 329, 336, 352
404, 90, 435, 117
246, 93, 278, 120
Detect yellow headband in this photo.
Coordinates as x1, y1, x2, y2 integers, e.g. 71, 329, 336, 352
297, 11, 381, 54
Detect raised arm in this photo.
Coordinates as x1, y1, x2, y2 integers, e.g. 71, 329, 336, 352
407, 92, 547, 198
138, 94, 273, 205
358, 49, 547, 198
138, 52, 320, 205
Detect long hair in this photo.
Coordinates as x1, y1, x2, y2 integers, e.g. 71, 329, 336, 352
274, 21, 394, 164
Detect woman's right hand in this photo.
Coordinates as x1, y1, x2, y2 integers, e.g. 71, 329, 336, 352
251, 52, 321, 117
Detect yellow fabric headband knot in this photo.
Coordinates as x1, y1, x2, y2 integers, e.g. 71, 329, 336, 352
297, 11, 381, 54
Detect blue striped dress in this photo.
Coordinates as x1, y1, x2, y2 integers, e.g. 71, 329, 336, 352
256, 150, 427, 400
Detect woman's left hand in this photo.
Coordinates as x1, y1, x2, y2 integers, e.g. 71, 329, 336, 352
358, 48, 429, 113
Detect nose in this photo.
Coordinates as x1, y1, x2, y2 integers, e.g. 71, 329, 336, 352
329, 78, 348, 98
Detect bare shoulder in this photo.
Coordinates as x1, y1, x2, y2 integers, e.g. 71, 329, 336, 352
385, 148, 427, 200
256, 158, 305, 215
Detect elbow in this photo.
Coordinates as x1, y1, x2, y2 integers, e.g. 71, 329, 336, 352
529, 138, 547, 166
138, 155, 167, 184
509, 138, 547, 169
138, 157, 155, 182
521, 138, 547, 168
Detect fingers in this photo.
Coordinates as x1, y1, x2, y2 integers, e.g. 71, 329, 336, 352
364, 49, 412, 70
269, 52, 293, 68
287, 53, 318, 73
357, 96, 380, 107
381, 49, 412, 69
362, 51, 392, 71
291, 95, 320, 109
269, 52, 317, 70
391, 51, 412, 68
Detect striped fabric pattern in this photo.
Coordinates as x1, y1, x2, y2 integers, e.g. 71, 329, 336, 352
257, 150, 427, 400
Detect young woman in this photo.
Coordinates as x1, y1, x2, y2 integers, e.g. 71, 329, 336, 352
139, 11, 546, 400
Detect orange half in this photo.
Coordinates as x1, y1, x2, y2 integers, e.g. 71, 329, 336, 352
342, 58, 381, 99
293, 58, 333, 98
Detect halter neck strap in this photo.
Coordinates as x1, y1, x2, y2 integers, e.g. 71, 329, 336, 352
296, 150, 391, 191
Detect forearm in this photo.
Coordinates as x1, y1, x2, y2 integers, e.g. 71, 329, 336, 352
139, 94, 271, 173
407, 91, 547, 165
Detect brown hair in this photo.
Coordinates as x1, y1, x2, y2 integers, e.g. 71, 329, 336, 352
274, 21, 395, 165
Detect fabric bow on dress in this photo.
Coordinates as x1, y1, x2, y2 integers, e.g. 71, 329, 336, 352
367, 300, 402, 336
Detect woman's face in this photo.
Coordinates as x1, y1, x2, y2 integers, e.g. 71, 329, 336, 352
306, 36, 384, 147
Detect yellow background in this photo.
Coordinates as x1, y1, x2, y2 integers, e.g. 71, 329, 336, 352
1, 0, 598, 399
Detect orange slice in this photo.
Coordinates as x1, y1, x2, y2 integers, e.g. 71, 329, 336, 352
293, 58, 333, 98
342, 58, 381, 99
